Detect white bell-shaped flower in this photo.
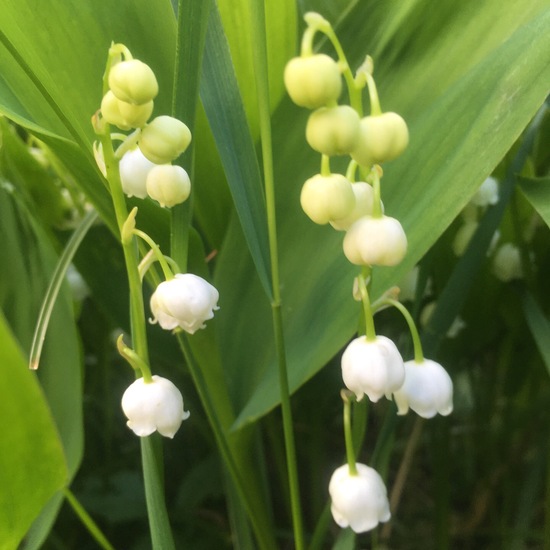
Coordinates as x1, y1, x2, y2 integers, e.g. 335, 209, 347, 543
119, 147, 157, 199
493, 242, 523, 282
393, 359, 453, 418
470, 176, 499, 207
341, 335, 405, 402
150, 273, 219, 334
343, 215, 407, 266
121, 375, 190, 438
330, 182, 378, 231
329, 463, 391, 533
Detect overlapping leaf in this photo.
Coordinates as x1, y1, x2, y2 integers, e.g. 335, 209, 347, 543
211, 1, 550, 427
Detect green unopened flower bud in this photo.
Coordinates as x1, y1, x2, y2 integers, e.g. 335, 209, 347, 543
343, 215, 407, 266
330, 182, 378, 231
146, 165, 191, 208
284, 54, 342, 109
109, 59, 158, 105
101, 91, 153, 131
300, 174, 355, 225
139, 116, 192, 164
351, 113, 409, 167
306, 106, 360, 156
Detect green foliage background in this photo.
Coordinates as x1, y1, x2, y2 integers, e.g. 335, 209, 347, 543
0, 0, 549, 548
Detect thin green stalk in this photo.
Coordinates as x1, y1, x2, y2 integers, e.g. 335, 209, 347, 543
371, 166, 383, 219
382, 298, 424, 363
133, 228, 175, 280
63, 488, 115, 550
357, 272, 376, 341
98, 131, 149, 364
302, 13, 364, 115
249, 1, 304, 548
342, 391, 358, 476
96, 48, 175, 547
176, 334, 277, 550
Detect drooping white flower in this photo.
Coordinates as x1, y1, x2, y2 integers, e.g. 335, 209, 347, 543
470, 176, 499, 207
121, 375, 190, 438
393, 359, 453, 418
492, 242, 523, 282
452, 220, 478, 256
329, 463, 391, 533
150, 273, 219, 334
341, 335, 405, 402
119, 147, 157, 199
343, 215, 407, 266
330, 182, 378, 231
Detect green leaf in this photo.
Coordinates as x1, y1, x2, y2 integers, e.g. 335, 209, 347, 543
0, 185, 83, 545
218, 0, 297, 137
522, 291, 550, 377
214, 2, 550, 428
0, 312, 67, 550
201, 4, 272, 297
517, 175, 550, 229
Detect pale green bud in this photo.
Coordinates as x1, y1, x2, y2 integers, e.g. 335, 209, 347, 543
306, 105, 360, 156
146, 165, 191, 208
101, 91, 154, 131
109, 59, 158, 105
139, 116, 192, 164
351, 113, 409, 167
343, 215, 407, 266
300, 174, 355, 225
284, 54, 342, 109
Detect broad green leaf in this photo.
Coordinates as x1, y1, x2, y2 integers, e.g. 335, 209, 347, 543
0, 314, 67, 550
214, 2, 550, 428
0, 185, 83, 545
218, 0, 297, 136
0, 0, 178, 231
201, 5, 272, 297
517, 176, 550, 228
522, 291, 550, 377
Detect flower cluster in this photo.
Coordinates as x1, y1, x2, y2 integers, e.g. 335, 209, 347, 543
286, 14, 454, 535
97, 46, 192, 209
94, 45, 220, 440
285, 17, 408, 268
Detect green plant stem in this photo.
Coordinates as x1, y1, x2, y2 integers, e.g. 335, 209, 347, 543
176, 334, 277, 550
302, 13, 364, 115
99, 132, 149, 365
321, 154, 331, 176
97, 63, 174, 545
357, 271, 376, 341
383, 298, 424, 363
364, 71, 382, 115
371, 166, 383, 218
63, 488, 115, 550
250, 1, 304, 548
133, 228, 175, 280
342, 391, 358, 476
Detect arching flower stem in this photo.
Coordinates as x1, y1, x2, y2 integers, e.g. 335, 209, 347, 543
382, 298, 424, 363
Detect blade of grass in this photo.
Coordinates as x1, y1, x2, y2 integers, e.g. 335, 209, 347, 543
29, 209, 97, 370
